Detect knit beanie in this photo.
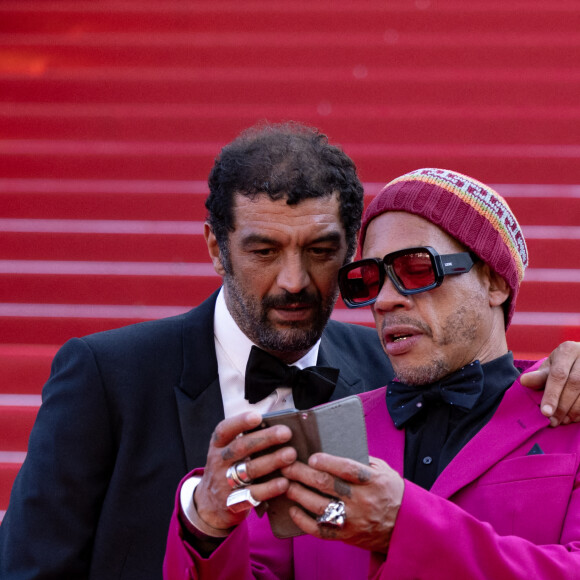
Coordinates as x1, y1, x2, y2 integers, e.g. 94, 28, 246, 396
360, 168, 528, 328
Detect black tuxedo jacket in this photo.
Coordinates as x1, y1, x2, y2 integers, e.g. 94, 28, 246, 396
0, 291, 394, 579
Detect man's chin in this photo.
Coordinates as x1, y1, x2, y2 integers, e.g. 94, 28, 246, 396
258, 326, 322, 354
393, 362, 449, 386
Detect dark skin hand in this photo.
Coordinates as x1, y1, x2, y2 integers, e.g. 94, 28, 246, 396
194, 412, 297, 531
521, 341, 580, 426
281, 453, 404, 554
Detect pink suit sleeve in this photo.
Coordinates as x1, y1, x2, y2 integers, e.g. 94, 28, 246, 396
371, 479, 580, 580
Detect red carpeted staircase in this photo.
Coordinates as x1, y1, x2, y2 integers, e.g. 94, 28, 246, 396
1, 0, 579, 520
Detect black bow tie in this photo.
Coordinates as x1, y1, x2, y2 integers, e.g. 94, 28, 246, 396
386, 361, 484, 428
244, 346, 339, 410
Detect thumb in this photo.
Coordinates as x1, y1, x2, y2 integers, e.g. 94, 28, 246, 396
519, 367, 549, 390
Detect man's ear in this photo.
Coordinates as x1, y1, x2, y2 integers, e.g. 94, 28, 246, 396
204, 222, 227, 276
485, 266, 511, 309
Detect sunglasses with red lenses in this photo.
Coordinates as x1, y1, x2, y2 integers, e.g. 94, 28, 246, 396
338, 246, 476, 308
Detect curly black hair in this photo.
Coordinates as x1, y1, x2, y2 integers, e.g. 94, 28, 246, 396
206, 122, 364, 269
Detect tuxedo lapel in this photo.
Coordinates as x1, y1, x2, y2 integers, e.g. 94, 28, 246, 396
174, 378, 224, 470
318, 337, 367, 401
174, 291, 226, 471
430, 380, 550, 499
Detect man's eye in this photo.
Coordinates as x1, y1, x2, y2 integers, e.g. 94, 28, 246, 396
252, 248, 276, 257
310, 247, 335, 257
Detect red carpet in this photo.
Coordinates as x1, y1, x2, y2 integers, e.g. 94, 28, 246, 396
1, 0, 579, 518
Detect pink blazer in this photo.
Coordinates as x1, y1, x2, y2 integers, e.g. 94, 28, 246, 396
164, 360, 580, 579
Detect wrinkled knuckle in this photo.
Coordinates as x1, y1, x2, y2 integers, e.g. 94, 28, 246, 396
251, 430, 280, 452
344, 463, 360, 479
568, 369, 580, 390
549, 366, 568, 383
560, 341, 580, 355
355, 465, 372, 484
224, 436, 240, 454
213, 423, 228, 445
314, 472, 334, 489
220, 445, 235, 462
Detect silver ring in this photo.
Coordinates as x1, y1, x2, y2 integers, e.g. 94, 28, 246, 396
226, 487, 261, 513
226, 461, 252, 489
316, 499, 346, 529
235, 461, 252, 484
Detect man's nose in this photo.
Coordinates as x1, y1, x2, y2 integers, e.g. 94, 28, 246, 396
372, 275, 413, 314
276, 253, 310, 294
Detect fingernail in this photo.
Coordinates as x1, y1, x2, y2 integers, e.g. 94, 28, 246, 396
549, 417, 559, 428
281, 448, 295, 462
541, 404, 554, 416
563, 416, 571, 425
247, 411, 262, 424
275, 425, 292, 440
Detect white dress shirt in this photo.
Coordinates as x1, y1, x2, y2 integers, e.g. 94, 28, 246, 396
214, 288, 321, 418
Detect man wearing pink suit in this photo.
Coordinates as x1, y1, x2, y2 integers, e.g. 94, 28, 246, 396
163, 168, 580, 579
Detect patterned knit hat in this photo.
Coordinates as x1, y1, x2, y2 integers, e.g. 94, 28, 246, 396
360, 168, 528, 328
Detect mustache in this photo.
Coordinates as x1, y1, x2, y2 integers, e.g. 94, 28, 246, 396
262, 290, 320, 309
380, 314, 432, 338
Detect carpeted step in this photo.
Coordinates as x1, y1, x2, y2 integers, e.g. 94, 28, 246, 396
0, 266, 220, 305
1, 27, 578, 71
2, 103, 579, 147
0, 228, 209, 263
3, 1, 578, 37
0, 179, 209, 221
0, 406, 38, 451
0, 343, 56, 395
3, 71, 579, 109
0, 463, 21, 513
2, 144, 580, 185
0, 306, 189, 346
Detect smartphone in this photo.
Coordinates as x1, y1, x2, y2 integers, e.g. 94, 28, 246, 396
252, 395, 368, 538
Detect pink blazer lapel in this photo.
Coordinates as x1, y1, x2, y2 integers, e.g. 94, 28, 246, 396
430, 378, 550, 499
361, 388, 405, 475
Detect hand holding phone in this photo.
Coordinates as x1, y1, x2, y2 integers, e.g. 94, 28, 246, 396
253, 395, 368, 538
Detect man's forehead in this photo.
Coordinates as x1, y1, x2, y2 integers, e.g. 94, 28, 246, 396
232, 191, 343, 226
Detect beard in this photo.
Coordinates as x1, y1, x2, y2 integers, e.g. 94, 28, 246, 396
393, 355, 450, 386
384, 303, 481, 386
223, 272, 338, 356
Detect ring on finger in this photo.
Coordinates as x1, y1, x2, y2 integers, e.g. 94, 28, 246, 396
234, 461, 252, 484
226, 461, 252, 489
316, 499, 346, 529
226, 487, 261, 513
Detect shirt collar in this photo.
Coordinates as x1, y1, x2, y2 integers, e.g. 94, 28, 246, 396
479, 351, 521, 402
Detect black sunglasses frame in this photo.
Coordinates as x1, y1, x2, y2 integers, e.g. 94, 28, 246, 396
338, 246, 476, 308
